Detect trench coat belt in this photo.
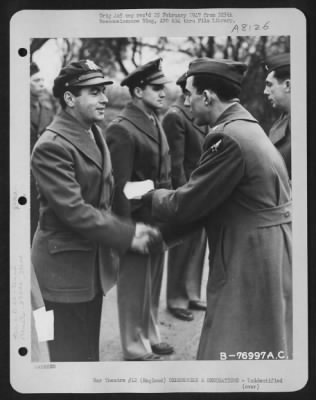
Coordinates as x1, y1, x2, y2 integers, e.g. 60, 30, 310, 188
221, 201, 292, 228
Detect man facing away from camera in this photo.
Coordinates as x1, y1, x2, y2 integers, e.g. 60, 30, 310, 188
264, 53, 291, 178
106, 58, 174, 361
144, 58, 292, 360
162, 73, 208, 322
31, 59, 159, 362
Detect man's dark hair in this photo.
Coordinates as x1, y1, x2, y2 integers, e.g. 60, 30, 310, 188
192, 74, 241, 101
273, 65, 290, 82
178, 81, 186, 94
58, 86, 82, 109
128, 82, 147, 97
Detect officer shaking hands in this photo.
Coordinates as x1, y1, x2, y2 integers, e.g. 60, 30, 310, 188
144, 58, 292, 360
31, 59, 160, 362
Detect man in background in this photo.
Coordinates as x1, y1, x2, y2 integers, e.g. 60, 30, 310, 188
30, 62, 55, 238
264, 53, 291, 178
106, 58, 174, 361
30, 62, 55, 150
162, 73, 207, 321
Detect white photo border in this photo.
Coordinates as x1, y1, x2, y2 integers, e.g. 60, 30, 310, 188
10, 8, 307, 394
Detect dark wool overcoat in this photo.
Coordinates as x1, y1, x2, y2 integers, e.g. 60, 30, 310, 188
162, 95, 207, 188
151, 103, 293, 360
269, 112, 291, 178
31, 110, 135, 303
106, 101, 172, 222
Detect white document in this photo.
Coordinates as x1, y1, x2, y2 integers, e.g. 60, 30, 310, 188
33, 307, 54, 342
123, 179, 154, 199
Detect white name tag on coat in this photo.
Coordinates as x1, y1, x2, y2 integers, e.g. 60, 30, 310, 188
123, 180, 154, 199
33, 307, 54, 342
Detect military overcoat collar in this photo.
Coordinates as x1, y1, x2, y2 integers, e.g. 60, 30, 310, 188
213, 102, 258, 129
46, 110, 107, 171
120, 101, 161, 144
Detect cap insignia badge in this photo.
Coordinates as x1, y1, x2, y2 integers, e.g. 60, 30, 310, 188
85, 60, 99, 70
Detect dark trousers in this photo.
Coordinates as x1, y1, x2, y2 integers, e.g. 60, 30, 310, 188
44, 293, 103, 362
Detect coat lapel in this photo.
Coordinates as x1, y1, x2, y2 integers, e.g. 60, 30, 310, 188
92, 125, 112, 178
121, 102, 160, 144
155, 114, 170, 156
46, 110, 103, 170
269, 113, 290, 144
214, 102, 258, 127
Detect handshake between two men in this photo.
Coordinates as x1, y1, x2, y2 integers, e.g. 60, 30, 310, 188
130, 223, 164, 255
124, 180, 165, 255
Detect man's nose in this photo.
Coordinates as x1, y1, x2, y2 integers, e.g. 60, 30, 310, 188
100, 92, 108, 103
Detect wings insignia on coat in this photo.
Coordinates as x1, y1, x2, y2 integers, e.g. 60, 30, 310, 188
210, 139, 223, 153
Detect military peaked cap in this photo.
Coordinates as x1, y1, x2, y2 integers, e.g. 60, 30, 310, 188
187, 58, 248, 86
264, 53, 290, 73
53, 59, 113, 98
121, 58, 170, 87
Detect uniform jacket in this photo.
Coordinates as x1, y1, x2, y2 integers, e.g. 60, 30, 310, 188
151, 102, 292, 359
162, 95, 207, 188
269, 112, 291, 178
106, 101, 171, 223
31, 110, 135, 303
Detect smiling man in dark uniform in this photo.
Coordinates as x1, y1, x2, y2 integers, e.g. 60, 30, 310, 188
31, 59, 158, 362
144, 58, 292, 360
264, 53, 291, 178
106, 58, 174, 361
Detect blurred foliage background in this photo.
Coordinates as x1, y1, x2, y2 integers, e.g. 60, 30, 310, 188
31, 36, 290, 133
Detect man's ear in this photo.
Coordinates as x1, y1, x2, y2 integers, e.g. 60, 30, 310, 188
284, 79, 291, 93
134, 86, 143, 99
64, 91, 75, 107
203, 89, 213, 105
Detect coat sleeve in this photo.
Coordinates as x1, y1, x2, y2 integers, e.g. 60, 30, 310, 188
151, 133, 245, 224
106, 123, 135, 218
31, 139, 135, 253
162, 110, 187, 188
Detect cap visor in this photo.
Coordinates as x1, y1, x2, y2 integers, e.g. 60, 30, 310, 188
74, 77, 113, 87
149, 76, 171, 85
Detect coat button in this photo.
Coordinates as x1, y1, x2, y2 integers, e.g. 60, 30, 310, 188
284, 211, 290, 217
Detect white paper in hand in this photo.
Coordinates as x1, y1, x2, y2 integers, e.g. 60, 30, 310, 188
123, 180, 154, 200
33, 307, 54, 342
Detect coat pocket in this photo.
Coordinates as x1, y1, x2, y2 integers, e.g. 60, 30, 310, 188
48, 238, 93, 254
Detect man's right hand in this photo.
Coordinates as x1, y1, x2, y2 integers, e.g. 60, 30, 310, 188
130, 223, 162, 254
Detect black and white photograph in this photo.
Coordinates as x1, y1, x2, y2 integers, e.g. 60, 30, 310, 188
10, 8, 307, 394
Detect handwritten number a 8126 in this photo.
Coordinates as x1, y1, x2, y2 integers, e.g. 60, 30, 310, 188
231, 21, 270, 33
